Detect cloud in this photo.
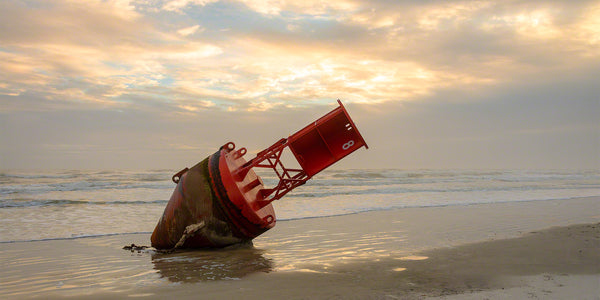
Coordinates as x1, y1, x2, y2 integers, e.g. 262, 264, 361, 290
0, 0, 224, 112
177, 24, 203, 36
162, 0, 219, 12
236, 0, 358, 16
2, 0, 598, 115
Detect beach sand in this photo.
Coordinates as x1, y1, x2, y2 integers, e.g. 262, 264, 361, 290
1, 197, 599, 299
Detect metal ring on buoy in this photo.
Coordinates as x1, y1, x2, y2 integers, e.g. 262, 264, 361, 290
172, 168, 189, 183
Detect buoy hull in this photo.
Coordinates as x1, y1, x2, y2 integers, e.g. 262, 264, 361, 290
151, 100, 367, 249
151, 145, 275, 249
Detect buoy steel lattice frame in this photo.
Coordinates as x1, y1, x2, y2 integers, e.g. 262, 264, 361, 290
235, 99, 368, 206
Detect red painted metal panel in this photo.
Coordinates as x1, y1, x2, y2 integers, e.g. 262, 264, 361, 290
288, 100, 368, 177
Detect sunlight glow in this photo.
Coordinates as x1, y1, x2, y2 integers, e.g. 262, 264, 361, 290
579, 3, 600, 46
0, 0, 596, 113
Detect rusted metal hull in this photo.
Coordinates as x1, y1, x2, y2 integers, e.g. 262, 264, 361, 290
151, 145, 276, 249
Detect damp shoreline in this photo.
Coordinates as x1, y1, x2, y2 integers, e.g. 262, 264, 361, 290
0, 197, 598, 299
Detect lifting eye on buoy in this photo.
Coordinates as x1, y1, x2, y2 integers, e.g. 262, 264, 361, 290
171, 168, 189, 183
222, 142, 235, 151
151, 100, 368, 249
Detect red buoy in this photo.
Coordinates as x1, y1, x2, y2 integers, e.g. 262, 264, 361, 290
151, 100, 368, 249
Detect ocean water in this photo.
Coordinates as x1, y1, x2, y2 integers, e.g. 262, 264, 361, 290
1, 168, 599, 243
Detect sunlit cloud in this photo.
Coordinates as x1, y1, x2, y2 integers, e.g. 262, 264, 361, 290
483, 10, 561, 39
417, 1, 493, 30
162, 0, 219, 12
177, 25, 203, 36
237, 0, 358, 16
177, 100, 215, 113
0, 0, 598, 116
65, 0, 140, 20
143, 43, 223, 61
246, 101, 282, 112
574, 2, 600, 54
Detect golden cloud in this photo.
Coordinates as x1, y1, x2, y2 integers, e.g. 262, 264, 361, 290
0, 0, 598, 114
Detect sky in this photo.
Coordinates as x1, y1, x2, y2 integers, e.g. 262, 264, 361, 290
0, 0, 598, 170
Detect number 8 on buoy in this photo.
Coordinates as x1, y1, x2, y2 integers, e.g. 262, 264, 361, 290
342, 140, 355, 150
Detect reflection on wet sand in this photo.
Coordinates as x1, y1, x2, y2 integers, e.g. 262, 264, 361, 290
151, 244, 273, 282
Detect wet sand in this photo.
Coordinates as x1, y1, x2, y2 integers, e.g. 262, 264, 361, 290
1, 197, 599, 299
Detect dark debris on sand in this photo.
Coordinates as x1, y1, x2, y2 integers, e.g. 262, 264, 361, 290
122, 243, 149, 253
